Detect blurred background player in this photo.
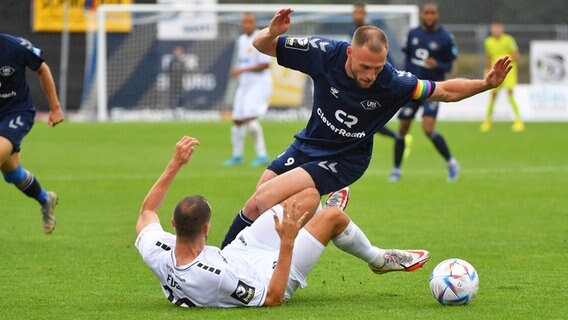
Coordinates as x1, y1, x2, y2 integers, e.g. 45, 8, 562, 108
0, 33, 64, 233
224, 12, 273, 167
168, 46, 185, 108
390, 2, 459, 182
349, 3, 404, 145
481, 23, 524, 132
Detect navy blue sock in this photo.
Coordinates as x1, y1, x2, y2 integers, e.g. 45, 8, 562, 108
376, 126, 399, 139
3, 166, 48, 205
394, 136, 405, 168
429, 131, 452, 161
221, 210, 253, 249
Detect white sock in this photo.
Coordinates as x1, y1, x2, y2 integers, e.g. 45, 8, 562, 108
248, 120, 267, 157
231, 125, 246, 158
332, 221, 382, 263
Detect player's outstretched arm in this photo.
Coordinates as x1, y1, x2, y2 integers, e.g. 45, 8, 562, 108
264, 201, 309, 307
252, 8, 293, 57
37, 62, 64, 127
429, 56, 512, 102
136, 136, 200, 236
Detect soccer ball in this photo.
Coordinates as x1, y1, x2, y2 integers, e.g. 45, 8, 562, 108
429, 258, 479, 305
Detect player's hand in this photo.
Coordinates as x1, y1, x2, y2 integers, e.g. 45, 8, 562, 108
273, 200, 309, 243
48, 107, 64, 127
485, 56, 512, 88
268, 8, 293, 37
425, 57, 437, 69
173, 136, 199, 167
230, 68, 243, 78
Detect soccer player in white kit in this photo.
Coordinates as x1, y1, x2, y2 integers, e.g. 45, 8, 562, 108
135, 136, 430, 307
224, 13, 273, 168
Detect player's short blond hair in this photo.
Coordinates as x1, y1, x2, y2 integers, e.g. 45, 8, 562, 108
352, 26, 389, 53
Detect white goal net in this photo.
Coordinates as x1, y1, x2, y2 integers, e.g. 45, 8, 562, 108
81, 4, 418, 121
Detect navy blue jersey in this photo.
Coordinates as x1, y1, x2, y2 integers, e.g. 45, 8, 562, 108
276, 36, 434, 158
403, 26, 457, 81
0, 34, 44, 118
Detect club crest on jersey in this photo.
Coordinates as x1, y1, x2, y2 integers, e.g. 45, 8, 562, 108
360, 99, 381, 110
231, 280, 256, 304
0, 66, 15, 77
285, 37, 309, 51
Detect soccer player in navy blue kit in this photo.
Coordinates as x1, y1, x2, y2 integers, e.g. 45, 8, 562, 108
221, 8, 512, 248
390, 2, 459, 182
0, 34, 64, 233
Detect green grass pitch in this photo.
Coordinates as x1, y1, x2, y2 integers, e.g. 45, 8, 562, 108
0, 121, 566, 319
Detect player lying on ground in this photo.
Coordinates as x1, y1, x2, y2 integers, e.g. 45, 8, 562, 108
220, 8, 513, 248
0, 33, 64, 233
135, 136, 430, 307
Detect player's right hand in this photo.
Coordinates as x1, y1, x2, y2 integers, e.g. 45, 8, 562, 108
269, 8, 293, 37
173, 136, 199, 166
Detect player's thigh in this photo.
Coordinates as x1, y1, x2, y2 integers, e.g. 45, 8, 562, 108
398, 100, 420, 121
503, 67, 517, 90
421, 100, 440, 119
254, 167, 316, 213
232, 87, 247, 120
0, 136, 13, 165
0, 111, 34, 162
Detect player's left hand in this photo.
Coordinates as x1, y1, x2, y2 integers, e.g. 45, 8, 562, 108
274, 200, 309, 242
485, 56, 512, 88
48, 108, 64, 127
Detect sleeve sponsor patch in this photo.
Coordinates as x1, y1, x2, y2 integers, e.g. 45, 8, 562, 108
231, 280, 256, 305
285, 37, 310, 51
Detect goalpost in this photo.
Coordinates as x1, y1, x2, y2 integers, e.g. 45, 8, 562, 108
85, 3, 418, 121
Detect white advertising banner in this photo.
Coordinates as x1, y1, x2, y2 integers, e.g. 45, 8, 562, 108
530, 41, 568, 85
438, 85, 568, 122
157, 0, 218, 40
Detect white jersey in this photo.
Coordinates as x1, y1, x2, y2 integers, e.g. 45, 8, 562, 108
135, 223, 268, 307
236, 29, 273, 86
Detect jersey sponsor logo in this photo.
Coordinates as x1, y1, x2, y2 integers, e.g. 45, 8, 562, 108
8, 116, 24, 129
231, 280, 256, 305
0, 66, 15, 77
330, 87, 339, 98
316, 108, 366, 139
334, 110, 358, 128
0, 91, 16, 99
360, 99, 381, 110
285, 37, 310, 51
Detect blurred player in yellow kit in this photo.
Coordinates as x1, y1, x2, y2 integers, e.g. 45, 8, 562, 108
481, 23, 524, 132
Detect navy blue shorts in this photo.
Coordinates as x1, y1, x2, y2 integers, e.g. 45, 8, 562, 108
267, 144, 371, 195
0, 111, 35, 153
398, 100, 440, 120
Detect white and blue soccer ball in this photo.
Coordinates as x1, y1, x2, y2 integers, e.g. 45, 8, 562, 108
429, 258, 479, 305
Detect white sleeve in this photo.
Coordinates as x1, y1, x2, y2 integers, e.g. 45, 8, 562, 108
135, 223, 176, 269
217, 268, 267, 307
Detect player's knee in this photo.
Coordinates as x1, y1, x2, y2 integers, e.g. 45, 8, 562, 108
320, 207, 349, 228
2, 167, 26, 184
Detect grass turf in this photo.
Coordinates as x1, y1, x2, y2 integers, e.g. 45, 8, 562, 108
0, 121, 566, 319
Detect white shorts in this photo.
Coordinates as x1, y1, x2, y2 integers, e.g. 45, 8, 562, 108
222, 205, 324, 300
232, 82, 272, 120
